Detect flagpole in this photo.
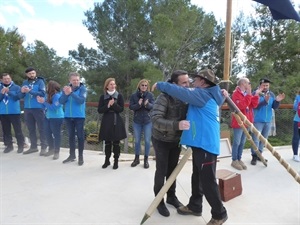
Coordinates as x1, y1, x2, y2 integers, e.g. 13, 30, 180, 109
223, 0, 233, 91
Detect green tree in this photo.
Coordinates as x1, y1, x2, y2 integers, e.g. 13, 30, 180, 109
0, 27, 27, 84
243, 5, 300, 102
25, 40, 77, 86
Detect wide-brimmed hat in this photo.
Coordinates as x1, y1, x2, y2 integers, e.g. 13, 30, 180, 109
191, 69, 218, 86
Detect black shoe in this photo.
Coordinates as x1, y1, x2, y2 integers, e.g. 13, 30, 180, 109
78, 157, 84, 166
102, 161, 110, 169
4, 146, 13, 153
113, 161, 118, 169
62, 156, 76, 164
251, 155, 257, 165
131, 159, 140, 167
17, 147, 23, 154
177, 206, 202, 216
23, 148, 38, 154
166, 196, 183, 208
157, 202, 170, 217
257, 157, 268, 162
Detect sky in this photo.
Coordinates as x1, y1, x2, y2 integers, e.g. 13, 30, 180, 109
1, 0, 299, 58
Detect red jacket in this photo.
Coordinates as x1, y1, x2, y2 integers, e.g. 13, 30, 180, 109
231, 87, 259, 128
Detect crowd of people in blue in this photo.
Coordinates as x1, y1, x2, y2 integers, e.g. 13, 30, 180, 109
1, 67, 299, 225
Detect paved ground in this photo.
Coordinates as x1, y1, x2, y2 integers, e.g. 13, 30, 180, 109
1, 144, 300, 225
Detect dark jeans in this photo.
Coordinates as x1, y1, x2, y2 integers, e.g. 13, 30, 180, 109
0, 114, 24, 148
152, 136, 181, 198
292, 121, 300, 155
187, 147, 227, 220
24, 109, 46, 149
44, 118, 63, 153
65, 118, 85, 158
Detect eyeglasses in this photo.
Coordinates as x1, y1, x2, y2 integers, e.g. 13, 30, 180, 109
141, 84, 147, 87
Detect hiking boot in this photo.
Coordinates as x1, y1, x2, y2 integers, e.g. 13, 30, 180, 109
4, 146, 13, 153
207, 215, 228, 225
62, 156, 76, 164
251, 155, 257, 165
177, 205, 202, 216
23, 148, 38, 154
157, 202, 170, 217
53, 152, 59, 160
231, 160, 243, 170
166, 196, 183, 208
238, 160, 247, 170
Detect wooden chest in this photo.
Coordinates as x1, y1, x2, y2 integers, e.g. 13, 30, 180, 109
216, 169, 242, 202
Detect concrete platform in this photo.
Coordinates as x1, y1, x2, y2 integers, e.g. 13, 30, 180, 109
1, 144, 300, 225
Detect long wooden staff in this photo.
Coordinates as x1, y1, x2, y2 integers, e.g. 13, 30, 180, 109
140, 148, 192, 225
226, 97, 300, 184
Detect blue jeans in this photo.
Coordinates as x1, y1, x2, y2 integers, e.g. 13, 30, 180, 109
65, 118, 85, 158
251, 122, 271, 156
44, 118, 63, 152
231, 128, 247, 161
133, 122, 152, 156
292, 121, 300, 155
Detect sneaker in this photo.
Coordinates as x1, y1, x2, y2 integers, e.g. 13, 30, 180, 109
3, 146, 13, 153
62, 156, 76, 164
23, 148, 38, 154
157, 202, 170, 217
238, 160, 247, 170
177, 205, 202, 216
293, 155, 300, 162
53, 153, 59, 160
166, 196, 183, 208
207, 215, 228, 225
231, 160, 243, 170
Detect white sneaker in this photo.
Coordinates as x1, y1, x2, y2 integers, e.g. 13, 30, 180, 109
293, 155, 300, 162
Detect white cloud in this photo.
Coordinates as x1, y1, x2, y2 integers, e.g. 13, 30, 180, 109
47, 0, 96, 9
17, 0, 35, 16
18, 18, 97, 57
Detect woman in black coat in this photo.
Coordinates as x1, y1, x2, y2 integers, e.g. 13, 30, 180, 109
98, 78, 127, 169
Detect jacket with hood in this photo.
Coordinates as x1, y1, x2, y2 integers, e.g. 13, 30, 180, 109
156, 82, 225, 155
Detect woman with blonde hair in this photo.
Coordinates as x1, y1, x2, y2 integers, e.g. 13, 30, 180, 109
129, 79, 154, 168
98, 78, 127, 169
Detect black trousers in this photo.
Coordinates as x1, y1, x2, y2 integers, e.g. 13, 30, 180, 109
187, 147, 227, 220
152, 136, 181, 198
0, 114, 24, 148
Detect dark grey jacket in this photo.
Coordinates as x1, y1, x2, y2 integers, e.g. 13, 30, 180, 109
151, 92, 188, 142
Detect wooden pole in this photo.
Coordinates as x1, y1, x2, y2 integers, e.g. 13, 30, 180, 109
222, 0, 233, 91
140, 148, 192, 225
226, 96, 300, 184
